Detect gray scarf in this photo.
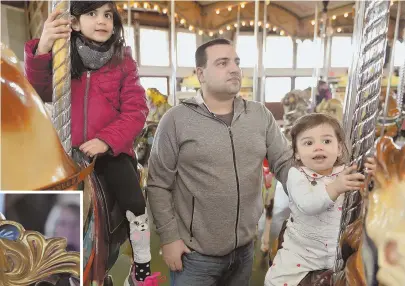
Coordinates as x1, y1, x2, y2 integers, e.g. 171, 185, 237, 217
75, 36, 114, 70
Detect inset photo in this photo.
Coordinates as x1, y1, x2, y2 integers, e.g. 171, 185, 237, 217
0, 192, 82, 286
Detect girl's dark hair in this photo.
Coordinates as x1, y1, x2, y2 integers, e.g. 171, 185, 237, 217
70, 1, 126, 79
290, 113, 349, 166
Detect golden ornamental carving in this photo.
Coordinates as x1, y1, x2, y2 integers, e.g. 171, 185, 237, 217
0, 218, 80, 286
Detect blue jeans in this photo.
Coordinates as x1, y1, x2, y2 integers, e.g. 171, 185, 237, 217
170, 241, 254, 286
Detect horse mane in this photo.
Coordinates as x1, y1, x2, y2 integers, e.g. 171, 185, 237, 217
374, 136, 405, 186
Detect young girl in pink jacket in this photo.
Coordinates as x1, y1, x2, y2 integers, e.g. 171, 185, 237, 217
25, 2, 157, 285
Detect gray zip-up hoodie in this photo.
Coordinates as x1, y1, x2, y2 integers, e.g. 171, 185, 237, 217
147, 92, 293, 256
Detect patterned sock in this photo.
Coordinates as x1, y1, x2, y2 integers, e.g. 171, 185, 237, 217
133, 261, 151, 282
126, 210, 152, 281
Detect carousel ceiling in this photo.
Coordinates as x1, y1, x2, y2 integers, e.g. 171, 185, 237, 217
115, 0, 403, 39
2, 0, 404, 39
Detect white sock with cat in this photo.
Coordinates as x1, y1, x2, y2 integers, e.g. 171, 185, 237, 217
126, 209, 152, 282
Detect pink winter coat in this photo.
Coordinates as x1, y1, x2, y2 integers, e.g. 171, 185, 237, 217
24, 39, 148, 157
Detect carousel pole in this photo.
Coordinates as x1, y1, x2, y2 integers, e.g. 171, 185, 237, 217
170, 0, 177, 106
310, 2, 319, 109
334, 0, 390, 275
317, 1, 328, 87
382, 0, 401, 136
398, 28, 405, 116
253, 0, 260, 102
51, 0, 71, 156
234, 5, 240, 48
127, 0, 131, 38
259, 1, 268, 104
323, 18, 333, 81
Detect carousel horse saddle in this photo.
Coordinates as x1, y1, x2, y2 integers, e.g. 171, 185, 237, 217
73, 149, 127, 243
277, 220, 334, 286
1, 43, 80, 190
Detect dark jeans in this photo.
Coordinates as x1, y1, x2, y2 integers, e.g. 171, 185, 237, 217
94, 153, 146, 216
170, 241, 254, 286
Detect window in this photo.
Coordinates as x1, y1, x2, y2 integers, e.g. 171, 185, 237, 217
394, 40, 405, 67
140, 77, 168, 95
139, 28, 169, 66
296, 39, 323, 68
177, 32, 197, 67
265, 36, 293, 68
331, 36, 352, 68
265, 77, 291, 102
123, 26, 136, 59
236, 35, 257, 68
295, 77, 316, 90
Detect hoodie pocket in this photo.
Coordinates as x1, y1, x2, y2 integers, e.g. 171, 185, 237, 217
189, 196, 195, 241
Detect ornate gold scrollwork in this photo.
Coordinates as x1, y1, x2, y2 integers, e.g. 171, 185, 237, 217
0, 218, 80, 286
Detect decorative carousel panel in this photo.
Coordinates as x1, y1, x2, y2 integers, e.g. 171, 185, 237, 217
0, 217, 80, 286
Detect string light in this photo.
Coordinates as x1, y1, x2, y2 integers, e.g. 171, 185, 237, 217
119, 3, 297, 38
216, 9, 220, 14
337, 27, 342, 32
344, 13, 348, 17
311, 20, 315, 25
332, 15, 336, 20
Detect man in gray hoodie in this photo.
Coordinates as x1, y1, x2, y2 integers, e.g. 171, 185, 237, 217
147, 38, 293, 286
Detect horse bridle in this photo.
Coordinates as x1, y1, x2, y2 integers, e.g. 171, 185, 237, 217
35, 157, 97, 191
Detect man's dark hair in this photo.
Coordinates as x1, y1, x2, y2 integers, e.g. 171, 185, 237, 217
195, 38, 232, 68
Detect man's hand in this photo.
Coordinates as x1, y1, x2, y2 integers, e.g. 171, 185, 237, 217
162, 240, 191, 272
79, 138, 109, 157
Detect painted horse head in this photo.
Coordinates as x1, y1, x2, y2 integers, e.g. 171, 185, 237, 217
0, 43, 92, 190
363, 136, 405, 286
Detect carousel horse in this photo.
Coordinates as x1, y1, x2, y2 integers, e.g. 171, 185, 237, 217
146, 88, 171, 123
376, 89, 401, 139
316, 98, 344, 122
0, 213, 80, 286
362, 136, 405, 286
281, 89, 311, 139
334, 136, 405, 286
1, 44, 128, 286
